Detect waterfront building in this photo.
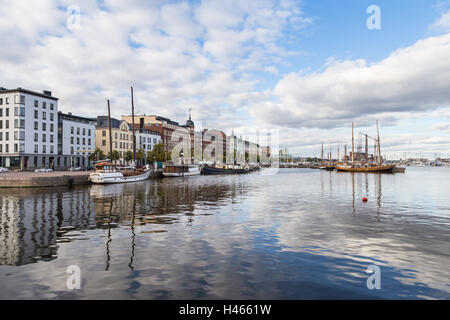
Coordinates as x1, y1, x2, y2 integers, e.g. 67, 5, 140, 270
58, 112, 96, 168
0, 87, 58, 170
122, 114, 193, 153
95, 116, 133, 164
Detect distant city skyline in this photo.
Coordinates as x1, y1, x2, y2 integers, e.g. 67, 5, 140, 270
1, 0, 449, 158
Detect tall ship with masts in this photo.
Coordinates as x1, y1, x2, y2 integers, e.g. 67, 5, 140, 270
89, 87, 152, 184
336, 121, 395, 173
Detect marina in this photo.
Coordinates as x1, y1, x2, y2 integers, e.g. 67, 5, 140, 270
0, 167, 448, 299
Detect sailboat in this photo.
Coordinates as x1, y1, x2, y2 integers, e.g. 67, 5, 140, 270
336, 121, 395, 173
90, 90, 152, 184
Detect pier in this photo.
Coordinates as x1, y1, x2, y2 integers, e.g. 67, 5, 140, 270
0, 171, 90, 188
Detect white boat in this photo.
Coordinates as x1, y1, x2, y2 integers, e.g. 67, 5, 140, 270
162, 164, 201, 177
89, 162, 151, 184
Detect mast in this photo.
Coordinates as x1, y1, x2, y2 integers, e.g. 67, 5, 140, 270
351, 122, 355, 165
376, 120, 382, 165
131, 86, 136, 165
365, 134, 368, 161
107, 100, 113, 163
321, 143, 324, 164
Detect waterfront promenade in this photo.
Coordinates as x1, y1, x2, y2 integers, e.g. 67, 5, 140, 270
0, 171, 90, 188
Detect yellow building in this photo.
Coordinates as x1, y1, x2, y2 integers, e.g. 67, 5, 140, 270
95, 116, 133, 164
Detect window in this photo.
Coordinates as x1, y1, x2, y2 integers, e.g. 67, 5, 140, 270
34, 110, 38, 119
77, 127, 80, 135
14, 144, 18, 152
42, 134, 46, 142
5, 97, 9, 104
5, 144, 9, 152
50, 113, 54, 121
77, 137, 80, 144
82, 128, 85, 135
88, 138, 91, 145
71, 137, 74, 144
102, 130, 106, 137
82, 138, 85, 145
50, 145, 54, 153
42, 102, 46, 109
42, 111, 46, 120
114, 141, 117, 148
115, 132, 118, 139
0, 120, 2, 129
6, 108, 9, 116
102, 140, 106, 146
71, 126, 74, 134
34, 145, 38, 153
0, 109, 2, 117
0, 132, 2, 141
34, 122, 38, 130
43, 145, 46, 153
0, 98, 2, 105
50, 103, 54, 111
88, 129, 91, 136
0, 145, 2, 152
42, 123, 46, 131
20, 119, 25, 128
20, 107, 25, 116
14, 119, 18, 128
5, 132, 9, 140
50, 135, 54, 143
71, 147, 74, 154
20, 95, 25, 104
34, 100, 38, 107
50, 124, 54, 132
34, 133, 38, 142
20, 144, 25, 152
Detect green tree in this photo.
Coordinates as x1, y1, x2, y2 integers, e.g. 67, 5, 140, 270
124, 150, 133, 162
146, 143, 171, 163
89, 148, 105, 161
108, 150, 120, 161
136, 149, 146, 161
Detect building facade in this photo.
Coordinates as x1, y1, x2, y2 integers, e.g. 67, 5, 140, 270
0, 87, 58, 170
58, 112, 96, 168
95, 116, 134, 164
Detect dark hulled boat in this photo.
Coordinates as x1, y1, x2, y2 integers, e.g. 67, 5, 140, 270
202, 165, 248, 175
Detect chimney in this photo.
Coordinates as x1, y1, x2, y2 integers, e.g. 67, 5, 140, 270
43, 90, 52, 96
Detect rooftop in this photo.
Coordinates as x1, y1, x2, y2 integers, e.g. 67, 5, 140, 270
0, 87, 59, 101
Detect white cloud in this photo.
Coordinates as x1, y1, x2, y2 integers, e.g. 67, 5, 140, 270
250, 33, 450, 130
430, 9, 450, 33
0, 0, 309, 127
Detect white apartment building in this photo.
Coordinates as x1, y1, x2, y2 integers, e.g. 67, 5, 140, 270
135, 128, 161, 153
58, 112, 96, 168
0, 87, 59, 170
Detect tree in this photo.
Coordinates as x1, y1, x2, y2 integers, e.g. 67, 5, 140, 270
89, 148, 105, 161
108, 150, 120, 161
146, 143, 171, 163
124, 150, 133, 163
136, 149, 145, 161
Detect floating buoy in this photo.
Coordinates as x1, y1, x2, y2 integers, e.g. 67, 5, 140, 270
362, 197, 368, 202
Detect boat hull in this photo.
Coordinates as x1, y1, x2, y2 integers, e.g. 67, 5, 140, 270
90, 170, 151, 184
336, 165, 395, 173
162, 170, 201, 177
202, 166, 248, 175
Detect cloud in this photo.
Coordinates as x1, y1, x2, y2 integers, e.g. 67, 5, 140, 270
432, 122, 450, 131
250, 33, 450, 130
430, 9, 450, 33
0, 0, 310, 128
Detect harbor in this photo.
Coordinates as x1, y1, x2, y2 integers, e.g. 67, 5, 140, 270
0, 166, 448, 299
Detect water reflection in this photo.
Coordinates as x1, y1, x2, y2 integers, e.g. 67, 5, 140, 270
0, 168, 449, 299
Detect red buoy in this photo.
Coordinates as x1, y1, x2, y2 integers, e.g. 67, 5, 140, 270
362, 197, 368, 202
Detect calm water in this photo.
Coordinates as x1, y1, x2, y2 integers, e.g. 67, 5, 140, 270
0, 167, 449, 299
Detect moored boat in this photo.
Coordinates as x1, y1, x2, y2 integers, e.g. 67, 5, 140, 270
163, 164, 201, 177
202, 164, 247, 175
336, 164, 395, 173
89, 162, 151, 184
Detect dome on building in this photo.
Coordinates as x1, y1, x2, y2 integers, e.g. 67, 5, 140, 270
186, 119, 194, 127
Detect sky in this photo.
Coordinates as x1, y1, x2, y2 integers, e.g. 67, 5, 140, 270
1, 0, 450, 159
